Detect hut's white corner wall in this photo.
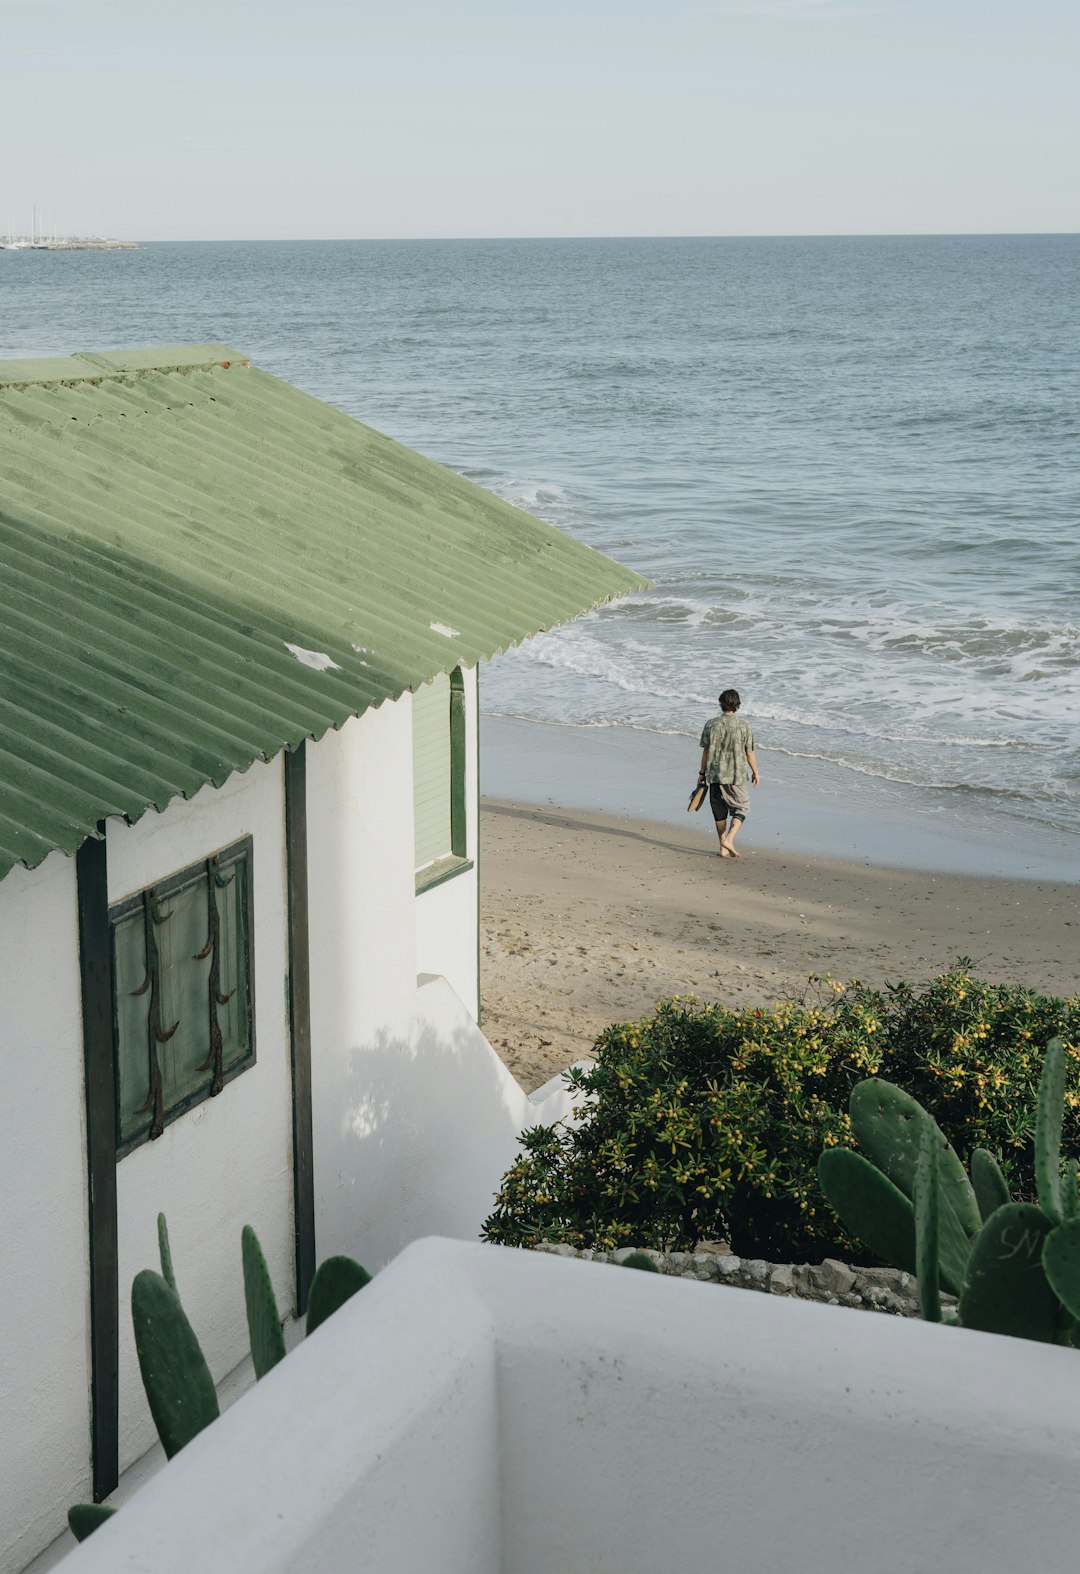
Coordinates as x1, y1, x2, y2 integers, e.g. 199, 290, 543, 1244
0, 853, 89, 1574
308, 690, 564, 1273
307, 704, 419, 1265
106, 760, 293, 1473
415, 665, 479, 1018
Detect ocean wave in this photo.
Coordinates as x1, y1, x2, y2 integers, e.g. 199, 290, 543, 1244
495, 626, 1079, 736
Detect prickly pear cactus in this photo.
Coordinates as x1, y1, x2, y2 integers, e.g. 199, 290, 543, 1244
914, 1123, 941, 1322
1035, 1038, 1067, 1222
306, 1255, 372, 1336
157, 1212, 177, 1297
131, 1269, 219, 1457
848, 1079, 974, 1293
969, 1149, 1010, 1224
241, 1225, 286, 1379
1042, 1218, 1080, 1322
67, 1504, 117, 1542
849, 1079, 981, 1235
817, 1146, 916, 1274
958, 1202, 1060, 1343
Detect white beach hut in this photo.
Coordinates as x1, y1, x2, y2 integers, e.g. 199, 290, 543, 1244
0, 345, 645, 1573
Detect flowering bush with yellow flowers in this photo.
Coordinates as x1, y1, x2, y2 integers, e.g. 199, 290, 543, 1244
481, 964, 1079, 1261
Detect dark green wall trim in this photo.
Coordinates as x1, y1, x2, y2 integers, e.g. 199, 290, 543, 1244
77, 829, 118, 1502
450, 668, 467, 859
284, 744, 316, 1316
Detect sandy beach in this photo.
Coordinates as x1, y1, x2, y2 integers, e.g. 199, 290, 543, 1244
480, 798, 1078, 1092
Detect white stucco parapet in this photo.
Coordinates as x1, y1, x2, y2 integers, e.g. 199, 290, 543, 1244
59, 1235, 1080, 1574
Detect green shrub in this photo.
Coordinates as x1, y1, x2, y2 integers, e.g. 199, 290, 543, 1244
481, 964, 1079, 1262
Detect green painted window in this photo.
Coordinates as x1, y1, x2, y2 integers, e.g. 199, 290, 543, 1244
413, 668, 467, 873
111, 838, 255, 1156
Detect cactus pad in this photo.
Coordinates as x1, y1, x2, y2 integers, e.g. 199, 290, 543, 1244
68, 1504, 117, 1542
157, 1212, 177, 1297
849, 1079, 981, 1234
958, 1202, 1058, 1343
241, 1225, 286, 1380
131, 1269, 219, 1457
306, 1255, 372, 1336
1035, 1038, 1066, 1223
817, 1147, 916, 1275
915, 1123, 942, 1322
969, 1149, 1011, 1224
848, 1078, 974, 1293
1042, 1219, 1080, 1322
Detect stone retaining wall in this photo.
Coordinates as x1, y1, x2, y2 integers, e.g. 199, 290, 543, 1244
533, 1242, 955, 1317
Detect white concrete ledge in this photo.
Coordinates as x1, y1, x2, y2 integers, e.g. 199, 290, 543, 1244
60, 1237, 1080, 1573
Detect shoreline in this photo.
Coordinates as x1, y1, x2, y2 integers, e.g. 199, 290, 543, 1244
481, 714, 1077, 883
479, 796, 1078, 1092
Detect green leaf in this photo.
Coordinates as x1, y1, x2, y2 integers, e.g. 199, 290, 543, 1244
157, 1212, 177, 1298
241, 1225, 286, 1380
131, 1269, 219, 1458
817, 1147, 916, 1275
969, 1149, 1011, 1224
68, 1504, 116, 1542
306, 1256, 372, 1337
915, 1123, 941, 1323
958, 1203, 1058, 1343
1035, 1038, 1066, 1222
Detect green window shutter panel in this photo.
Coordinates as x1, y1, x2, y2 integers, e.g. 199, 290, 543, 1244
114, 908, 153, 1147
112, 840, 254, 1154
413, 673, 452, 870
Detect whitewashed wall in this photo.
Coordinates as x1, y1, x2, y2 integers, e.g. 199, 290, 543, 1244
0, 853, 89, 1574
415, 665, 480, 1019
58, 1237, 1080, 1574
337, 975, 579, 1271
106, 760, 294, 1473
306, 702, 418, 1266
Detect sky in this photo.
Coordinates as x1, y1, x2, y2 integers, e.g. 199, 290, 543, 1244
1, 0, 1077, 240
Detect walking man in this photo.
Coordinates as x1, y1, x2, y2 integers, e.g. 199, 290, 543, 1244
697, 689, 760, 858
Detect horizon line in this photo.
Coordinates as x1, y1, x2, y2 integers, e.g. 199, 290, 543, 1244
89, 229, 1080, 244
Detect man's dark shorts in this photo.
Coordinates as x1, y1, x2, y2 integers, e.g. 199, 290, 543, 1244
710, 782, 750, 822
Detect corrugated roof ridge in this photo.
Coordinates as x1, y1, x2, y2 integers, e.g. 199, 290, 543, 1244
0, 343, 244, 388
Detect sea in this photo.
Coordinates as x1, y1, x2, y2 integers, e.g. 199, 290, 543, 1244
3, 236, 1078, 866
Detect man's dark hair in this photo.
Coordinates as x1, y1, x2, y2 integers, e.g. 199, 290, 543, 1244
719, 689, 741, 712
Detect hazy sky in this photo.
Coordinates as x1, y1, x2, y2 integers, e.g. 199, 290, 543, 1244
2, 0, 1076, 240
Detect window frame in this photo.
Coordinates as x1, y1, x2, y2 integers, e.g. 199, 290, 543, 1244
414, 666, 472, 893
109, 835, 256, 1159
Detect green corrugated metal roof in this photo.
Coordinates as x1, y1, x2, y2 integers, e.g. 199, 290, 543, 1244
0, 344, 647, 880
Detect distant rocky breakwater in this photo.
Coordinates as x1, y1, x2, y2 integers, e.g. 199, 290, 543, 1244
533, 1240, 953, 1317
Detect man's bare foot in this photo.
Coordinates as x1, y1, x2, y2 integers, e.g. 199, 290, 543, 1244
720, 838, 740, 859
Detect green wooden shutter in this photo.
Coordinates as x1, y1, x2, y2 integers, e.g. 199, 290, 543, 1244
413, 673, 452, 869
111, 841, 254, 1154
